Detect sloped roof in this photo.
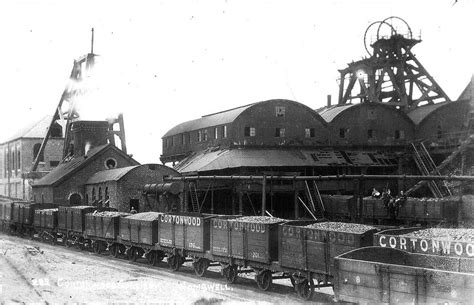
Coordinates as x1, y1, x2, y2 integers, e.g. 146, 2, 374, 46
1, 115, 56, 144
175, 147, 396, 173
407, 101, 452, 125
85, 165, 140, 184
33, 144, 139, 187
163, 103, 255, 137
458, 75, 474, 100
317, 104, 355, 123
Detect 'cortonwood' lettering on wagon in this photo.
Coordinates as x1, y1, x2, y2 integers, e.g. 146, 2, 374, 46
378, 235, 474, 257
160, 214, 201, 226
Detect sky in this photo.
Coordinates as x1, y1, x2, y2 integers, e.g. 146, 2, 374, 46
0, 0, 473, 163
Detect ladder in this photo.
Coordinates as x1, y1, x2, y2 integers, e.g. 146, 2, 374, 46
188, 182, 200, 212
304, 180, 325, 219
410, 142, 452, 197
407, 111, 474, 196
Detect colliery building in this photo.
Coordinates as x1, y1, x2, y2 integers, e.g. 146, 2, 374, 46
0, 115, 64, 200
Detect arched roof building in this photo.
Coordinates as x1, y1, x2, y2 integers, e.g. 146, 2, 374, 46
318, 103, 415, 146
161, 99, 328, 163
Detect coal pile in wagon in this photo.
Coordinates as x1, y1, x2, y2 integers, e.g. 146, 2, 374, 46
234, 216, 285, 224
304, 222, 376, 234
401, 228, 474, 242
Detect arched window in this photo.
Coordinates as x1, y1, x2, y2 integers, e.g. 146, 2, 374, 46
105, 187, 109, 200
98, 187, 102, 201
69, 193, 82, 206
33, 143, 44, 162
92, 188, 96, 202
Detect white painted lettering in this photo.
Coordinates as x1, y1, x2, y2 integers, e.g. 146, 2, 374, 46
432, 240, 440, 253
441, 240, 451, 254
379, 236, 387, 247
420, 239, 428, 252
455, 243, 463, 256
400, 237, 407, 250
389, 236, 397, 248
467, 244, 474, 257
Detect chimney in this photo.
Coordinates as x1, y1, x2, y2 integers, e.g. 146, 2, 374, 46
71, 121, 109, 157
327, 94, 332, 107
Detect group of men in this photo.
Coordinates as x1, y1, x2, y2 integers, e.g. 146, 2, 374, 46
372, 187, 407, 219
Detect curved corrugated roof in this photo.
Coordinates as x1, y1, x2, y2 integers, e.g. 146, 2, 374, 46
162, 103, 255, 137
407, 101, 451, 125
163, 99, 327, 138
317, 104, 355, 123
85, 165, 140, 184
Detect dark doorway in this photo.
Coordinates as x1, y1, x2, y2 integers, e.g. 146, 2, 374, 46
69, 193, 82, 206
130, 199, 140, 212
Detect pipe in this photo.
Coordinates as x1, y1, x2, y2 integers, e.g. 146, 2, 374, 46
166, 175, 474, 182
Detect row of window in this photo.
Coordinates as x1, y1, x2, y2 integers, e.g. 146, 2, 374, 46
339, 128, 406, 139
90, 186, 109, 203
2, 145, 21, 178
244, 127, 315, 138
164, 125, 228, 148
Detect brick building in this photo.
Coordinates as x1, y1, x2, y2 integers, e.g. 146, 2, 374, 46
0, 115, 64, 200
32, 120, 139, 206
85, 164, 180, 212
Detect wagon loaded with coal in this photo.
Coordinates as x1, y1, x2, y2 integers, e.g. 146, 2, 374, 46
2, 199, 474, 302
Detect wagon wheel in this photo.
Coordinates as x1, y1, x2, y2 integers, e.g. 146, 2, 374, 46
193, 259, 209, 277
150, 251, 162, 266
113, 244, 121, 258
222, 265, 238, 284
168, 255, 181, 271
129, 247, 140, 262
93, 242, 100, 254
296, 278, 314, 300
256, 270, 272, 291
109, 244, 116, 257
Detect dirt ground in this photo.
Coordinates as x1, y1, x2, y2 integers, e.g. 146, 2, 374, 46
0, 233, 335, 304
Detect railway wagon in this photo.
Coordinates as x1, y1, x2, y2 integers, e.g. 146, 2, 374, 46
0, 200, 13, 231
33, 208, 59, 243
279, 221, 377, 298
85, 211, 128, 254
333, 247, 474, 304
10, 202, 56, 235
58, 206, 98, 247
398, 197, 460, 223
374, 227, 474, 258
118, 212, 163, 262
158, 212, 217, 272
321, 195, 357, 220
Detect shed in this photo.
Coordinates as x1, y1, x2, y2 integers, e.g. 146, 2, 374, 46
85, 164, 180, 213
161, 99, 328, 163
318, 103, 415, 146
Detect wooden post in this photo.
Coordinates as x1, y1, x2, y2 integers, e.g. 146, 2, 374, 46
210, 184, 214, 214
261, 175, 266, 216
231, 189, 236, 215
238, 190, 243, 215
294, 179, 299, 219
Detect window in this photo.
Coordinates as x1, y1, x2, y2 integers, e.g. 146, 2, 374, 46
17, 148, 20, 171
98, 187, 102, 201
105, 158, 117, 169
395, 130, 405, 140
222, 125, 227, 138
182, 134, 186, 145
339, 128, 347, 138
162, 138, 167, 148
368, 129, 374, 139
171, 136, 174, 147
244, 127, 256, 137
275, 128, 285, 137
203, 130, 208, 141
198, 130, 202, 142
275, 106, 286, 117
92, 188, 96, 202
33, 143, 44, 162
305, 128, 315, 138
50, 124, 62, 138
214, 127, 218, 139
